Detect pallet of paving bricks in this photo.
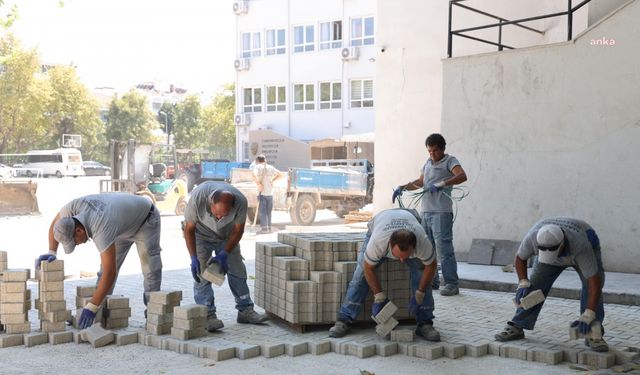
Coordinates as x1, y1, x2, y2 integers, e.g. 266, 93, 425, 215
344, 211, 373, 224
254, 232, 414, 332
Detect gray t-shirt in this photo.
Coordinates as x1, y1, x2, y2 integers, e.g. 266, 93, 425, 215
253, 163, 280, 196
516, 217, 600, 278
184, 181, 247, 240
364, 209, 435, 266
421, 154, 461, 213
59, 193, 152, 253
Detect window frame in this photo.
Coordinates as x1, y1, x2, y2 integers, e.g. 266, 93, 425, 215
350, 16, 375, 47
319, 20, 342, 50
243, 87, 263, 113
350, 79, 374, 109
241, 31, 262, 58
319, 81, 342, 110
266, 28, 286, 55
266, 85, 286, 112
293, 83, 315, 111
292, 24, 315, 53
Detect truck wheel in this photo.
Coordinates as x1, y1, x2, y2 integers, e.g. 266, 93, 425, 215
55, 170, 63, 178
291, 195, 316, 226
175, 197, 187, 216
247, 207, 260, 225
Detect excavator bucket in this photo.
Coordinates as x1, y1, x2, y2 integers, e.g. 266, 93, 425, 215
0, 180, 40, 215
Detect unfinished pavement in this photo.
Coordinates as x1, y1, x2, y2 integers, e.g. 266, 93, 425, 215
5, 264, 639, 371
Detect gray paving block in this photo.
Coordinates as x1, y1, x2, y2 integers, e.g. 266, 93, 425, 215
376, 317, 399, 337
0, 313, 28, 324
114, 330, 139, 346
376, 341, 398, 357
372, 301, 398, 324
41, 260, 64, 272
488, 341, 504, 355
260, 342, 285, 358
578, 350, 615, 369
499, 344, 528, 360
285, 341, 309, 357
526, 347, 563, 364
104, 307, 132, 320
465, 342, 488, 357
148, 290, 182, 305
183, 341, 202, 356
39, 270, 65, 282
0, 269, 30, 282
144, 334, 163, 348
104, 318, 129, 330
6, 322, 31, 334
173, 304, 207, 320
42, 321, 67, 333
82, 324, 115, 348
48, 331, 73, 345
161, 337, 182, 352
0, 334, 24, 348
613, 348, 640, 365
443, 343, 466, 359
105, 296, 129, 309
330, 339, 352, 354
235, 342, 261, 360
347, 342, 376, 358
391, 329, 415, 342
200, 341, 236, 361
24, 332, 49, 347
147, 303, 174, 315
76, 286, 97, 298
0, 282, 26, 293
147, 322, 172, 335
559, 346, 584, 363
414, 344, 444, 360
309, 340, 331, 355
170, 327, 205, 341
73, 331, 85, 344
146, 313, 173, 325
467, 239, 494, 265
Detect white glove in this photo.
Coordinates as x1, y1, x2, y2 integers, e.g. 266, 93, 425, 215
415, 289, 425, 305
373, 292, 387, 303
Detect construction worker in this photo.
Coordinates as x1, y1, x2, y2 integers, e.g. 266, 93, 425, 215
35, 193, 162, 329
393, 133, 467, 296
183, 181, 268, 332
495, 217, 608, 352
251, 155, 283, 234
329, 208, 441, 341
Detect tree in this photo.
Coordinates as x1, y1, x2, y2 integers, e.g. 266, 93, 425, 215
0, 0, 18, 30
202, 84, 235, 159
173, 95, 205, 149
105, 90, 157, 143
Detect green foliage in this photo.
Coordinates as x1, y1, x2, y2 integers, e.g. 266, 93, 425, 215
201, 84, 235, 159
0, 1, 18, 30
105, 90, 158, 144
173, 95, 204, 149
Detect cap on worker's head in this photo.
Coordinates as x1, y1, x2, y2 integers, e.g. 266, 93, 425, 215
53, 217, 77, 254
536, 224, 564, 248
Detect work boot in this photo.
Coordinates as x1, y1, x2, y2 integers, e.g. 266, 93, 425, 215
329, 320, 352, 338
440, 284, 459, 296
585, 337, 609, 352
237, 307, 269, 324
416, 323, 441, 342
206, 313, 224, 332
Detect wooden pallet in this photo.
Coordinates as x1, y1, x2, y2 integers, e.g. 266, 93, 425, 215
344, 210, 372, 224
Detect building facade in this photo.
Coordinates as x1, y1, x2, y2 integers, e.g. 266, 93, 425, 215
233, 0, 377, 164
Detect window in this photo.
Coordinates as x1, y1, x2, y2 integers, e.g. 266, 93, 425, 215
266, 29, 286, 55
350, 79, 373, 108
350, 17, 374, 46
293, 25, 314, 53
266, 85, 286, 112
293, 83, 315, 111
241, 32, 261, 58
319, 82, 341, 109
320, 21, 342, 49
243, 87, 262, 112
243, 142, 250, 161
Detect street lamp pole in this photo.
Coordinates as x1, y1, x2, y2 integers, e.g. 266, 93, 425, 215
160, 111, 170, 144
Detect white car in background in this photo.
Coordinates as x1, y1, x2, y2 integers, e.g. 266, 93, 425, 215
0, 163, 15, 179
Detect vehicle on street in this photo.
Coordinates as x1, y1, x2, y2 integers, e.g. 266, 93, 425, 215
0, 163, 15, 179
82, 161, 111, 176
22, 148, 84, 178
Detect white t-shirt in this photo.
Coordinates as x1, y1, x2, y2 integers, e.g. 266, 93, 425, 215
253, 163, 280, 196
364, 209, 435, 266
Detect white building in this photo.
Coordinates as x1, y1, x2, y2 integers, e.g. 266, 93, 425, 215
233, 0, 377, 164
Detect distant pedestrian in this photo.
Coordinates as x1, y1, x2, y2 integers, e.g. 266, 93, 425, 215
252, 155, 283, 234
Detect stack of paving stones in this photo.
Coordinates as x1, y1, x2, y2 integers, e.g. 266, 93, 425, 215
254, 232, 413, 325
73, 285, 102, 328
147, 290, 182, 335
102, 295, 131, 329
36, 260, 70, 333
0, 269, 31, 338
171, 304, 206, 340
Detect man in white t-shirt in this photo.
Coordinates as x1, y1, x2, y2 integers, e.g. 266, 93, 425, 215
35, 193, 162, 329
252, 155, 283, 234
329, 208, 440, 341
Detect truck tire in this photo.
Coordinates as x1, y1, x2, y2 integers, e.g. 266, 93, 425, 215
290, 194, 316, 226
247, 207, 260, 225
175, 197, 187, 216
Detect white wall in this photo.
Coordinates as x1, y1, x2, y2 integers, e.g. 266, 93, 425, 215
441, 0, 640, 272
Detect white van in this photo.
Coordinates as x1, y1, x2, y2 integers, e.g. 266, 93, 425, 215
24, 148, 84, 178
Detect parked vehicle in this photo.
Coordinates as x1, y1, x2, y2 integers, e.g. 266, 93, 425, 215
0, 163, 15, 179
186, 159, 251, 192
22, 148, 84, 178
232, 159, 373, 225
82, 161, 111, 176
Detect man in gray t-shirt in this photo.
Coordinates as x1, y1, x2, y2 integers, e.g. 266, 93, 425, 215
36, 193, 162, 329
495, 217, 608, 352
329, 208, 441, 341
393, 133, 467, 296
183, 181, 268, 331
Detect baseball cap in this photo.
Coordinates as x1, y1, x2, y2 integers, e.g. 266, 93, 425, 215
536, 224, 564, 249
53, 217, 77, 254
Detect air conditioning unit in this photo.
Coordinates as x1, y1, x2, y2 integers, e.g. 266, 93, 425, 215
233, 58, 250, 71
232, 0, 249, 15
341, 46, 359, 61
234, 113, 251, 126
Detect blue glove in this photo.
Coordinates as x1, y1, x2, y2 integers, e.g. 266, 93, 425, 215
515, 286, 530, 305
209, 250, 229, 273
372, 299, 389, 317
78, 307, 97, 329
409, 289, 426, 316
427, 184, 440, 193
35, 253, 56, 270
571, 309, 596, 334
391, 186, 404, 204
190, 255, 201, 283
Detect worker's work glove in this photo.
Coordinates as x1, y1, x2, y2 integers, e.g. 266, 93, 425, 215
392, 186, 404, 204
34, 251, 57, 270
515, 279, 531, 305
427, 181, 446, 194
571, 309, 596, 334
409, 289, 426, 316
78, 302, 100, 329
209, 250, 229, 273
190, 255, 201, 283
372, 292, 389, 317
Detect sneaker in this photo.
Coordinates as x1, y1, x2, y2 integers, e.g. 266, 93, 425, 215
585, 337, 609, 352
416, 323, 441, 342
207, 313, 224, 332
440, 284, 459, 296
237, 307, 269, 324
495, 323, 525, 342
329, 320, 352, 338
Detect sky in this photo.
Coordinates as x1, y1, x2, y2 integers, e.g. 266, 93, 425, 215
8, 0, 236, 96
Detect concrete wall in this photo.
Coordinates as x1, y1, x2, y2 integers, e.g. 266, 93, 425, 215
441, 0, 639, 273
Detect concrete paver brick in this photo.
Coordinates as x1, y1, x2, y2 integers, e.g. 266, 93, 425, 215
0, 282, 26, 293
0, 269, 30, 282
578, 350, 616, 369
173, 304, 207, 320
259, 342, 285, 358
41, 321, 66, 332
0, 334, 24, 347
171, 326, 206, 341
526, 347, 563, 365
144, 334, 163, 349
0, 313, 27, 324
488, 341, 504, 355
40, 271, 65, 282
82, 324, 115, 348
39, 282, 64, 292
76, 286, 97, 298
414, 344, 444, 360
24, 332, 49, 347
613, 349, 640, 365
105, 296, 129, 309
391, 329, 415, 342
199, 342, 236, 361
173, 316, 206, 330
464, 342, 489, 357
148, 290, 182, 305
347, 342, 376, 358
309, 340, 331, 355
235, 342, 261, 360
443, 343, 466, 359
285, 342, 308, 357
499, 344, 529, 360
376, 317, 399, 337
2, 292, 29, 303
375, 342, 398, 357
113, 330, 138, 346
372, 301, 398, 324
41, 260, 64, 272
49, 331, 73, 345
520, 290, 545, 310
147, 302, 174, 315
6, 322, 31, 334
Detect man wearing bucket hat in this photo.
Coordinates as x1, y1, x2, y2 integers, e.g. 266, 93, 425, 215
35, 193, 162, 329
494, 217, 608, 352
182, 181, 268, 332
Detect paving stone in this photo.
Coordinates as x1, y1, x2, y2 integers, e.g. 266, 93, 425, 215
443, 343, 466, 359
285, 341, 308, 357
114, 330, 139, 346
347, 342, 376, 358
173, 304, 207, 320
612, 348, 640, 364
24, 332, 49, 347
376, 341, 398, 357
559, 346, 585, 363
41, 260, 64, 272
376, 317, 399, 337
578, 350, 616, 369
104, 307, 132, 319
235, 342, 261, 360
259, 342, 285, 358
105, 296, 129, 309
0, 334, 24, 347
82, 324, 115, 348
309, 340, 331, 355
171, 327, 205, 341
526, 347, 563, 364
499, 343, 528, 360
146, 322, 172, 335
48, 331, 73, 345
0, 313, 28, 324
148, 291, 182, 305
41, 321, 66, 332
76, 286, 97, 298
0, 269, 30, 282
147, 313, 174, 325
144, 334, 163, 349
39, 271, 65, 282
5, 322, 31, 334
0, 282, 26, 293
414, 344, 443, 360
467, 239, 495, 265
464, 342, 488, 357
391, 329, 415, 342
488, 341, 504, 355
183, 341, 202, 356
200, 341, 236, 361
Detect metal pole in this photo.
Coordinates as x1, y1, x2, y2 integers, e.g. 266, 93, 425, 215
498, 19, 503, 51
567, 0, 573, 40
447, 0, 453, 57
